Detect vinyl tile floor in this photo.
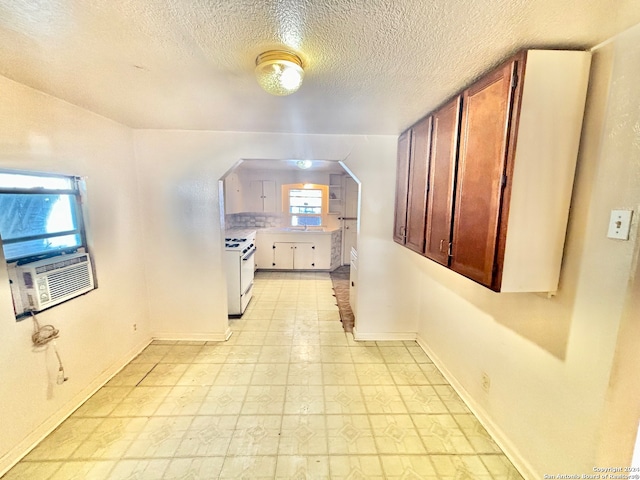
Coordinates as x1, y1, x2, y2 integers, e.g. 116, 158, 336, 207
3, 271, 525, 480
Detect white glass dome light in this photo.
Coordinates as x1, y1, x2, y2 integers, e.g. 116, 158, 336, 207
255, 50, 304, 96
296, 160, 312, 169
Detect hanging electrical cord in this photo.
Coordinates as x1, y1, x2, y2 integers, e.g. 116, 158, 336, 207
30, 311, 68, 384
31, 311, 59, 346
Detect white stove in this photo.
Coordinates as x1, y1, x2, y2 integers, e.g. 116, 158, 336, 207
225, 236, 255, 254
224, 231, 256, 316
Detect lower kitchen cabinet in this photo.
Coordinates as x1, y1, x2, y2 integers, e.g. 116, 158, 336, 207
255, 231, 335, 270
273, 242, 316, 269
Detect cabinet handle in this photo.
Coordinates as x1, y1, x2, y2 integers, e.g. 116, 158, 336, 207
439, 239, 444, 253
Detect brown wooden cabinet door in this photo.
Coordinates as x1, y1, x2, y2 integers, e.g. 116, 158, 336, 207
393, 129, 412, 244
450, 59, 518, 287
425, 96, 461, 265
405, 116, 432, 254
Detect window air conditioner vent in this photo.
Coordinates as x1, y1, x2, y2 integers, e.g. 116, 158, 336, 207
16, 252, 95, 312
47, 264, 92, 300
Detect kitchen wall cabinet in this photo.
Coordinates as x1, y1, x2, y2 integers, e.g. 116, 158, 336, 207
393, 49, 591, 292
393, 130, 411, 244
424, 96, 461, 266
405, 115, 432, 254
247, 180, 277, 212
392, 115, 432, 255
224, 172, 243, 214
451, 58, 518, 288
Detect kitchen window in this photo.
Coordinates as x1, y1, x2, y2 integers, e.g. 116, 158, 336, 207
0, 170, 87, 263
289, 188, 323, 227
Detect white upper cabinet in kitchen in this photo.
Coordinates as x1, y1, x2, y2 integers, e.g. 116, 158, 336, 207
224, 172, 243, 214
247, 180, 277, 212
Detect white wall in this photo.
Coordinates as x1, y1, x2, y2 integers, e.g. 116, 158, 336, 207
5, 24, 638, 479
132, 131, 419, 339
234, 167, 339, 227
0, 77, 151, 473
413, 25, 640, 477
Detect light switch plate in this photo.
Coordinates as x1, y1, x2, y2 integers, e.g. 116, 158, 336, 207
607, 209, 633, 240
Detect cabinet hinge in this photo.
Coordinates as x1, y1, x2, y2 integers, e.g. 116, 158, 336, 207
448, 242, 453, 257
511, 69, 518, 89
501, 173, 508, 189
423, 239, 427, 252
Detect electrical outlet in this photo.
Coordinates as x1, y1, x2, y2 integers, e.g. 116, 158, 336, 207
481, 372, 491, 393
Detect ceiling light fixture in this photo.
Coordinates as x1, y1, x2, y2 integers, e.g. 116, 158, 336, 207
255, 50, 304, 96
296, 160, 312, 169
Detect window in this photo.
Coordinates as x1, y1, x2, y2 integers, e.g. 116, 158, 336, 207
0, 170, 87, 262
289, 188, 323, 227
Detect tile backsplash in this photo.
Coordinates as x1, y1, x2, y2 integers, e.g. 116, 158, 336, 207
226, 213, 285, 229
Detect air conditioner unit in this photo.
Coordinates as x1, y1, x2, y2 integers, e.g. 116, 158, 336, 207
16, 252, 95, 312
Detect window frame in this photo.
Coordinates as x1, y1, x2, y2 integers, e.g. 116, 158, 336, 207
0, 169, 88, 264
284, 184, 328, 227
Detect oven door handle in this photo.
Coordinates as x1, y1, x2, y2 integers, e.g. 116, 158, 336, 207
241, 281, 253, 297
242, 248, 256, 261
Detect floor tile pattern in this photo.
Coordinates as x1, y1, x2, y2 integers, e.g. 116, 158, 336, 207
2, 271, 524, 479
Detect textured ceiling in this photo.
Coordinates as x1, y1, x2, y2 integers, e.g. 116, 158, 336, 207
1, 0, 639, 135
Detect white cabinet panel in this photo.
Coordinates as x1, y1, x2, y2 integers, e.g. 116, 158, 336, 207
344, 177, 358, 219
294, 243, 315, 269
272, 242, 315, 269
256, 230, 337, 270
248, 180, 277, 212
273, 242, 295, 269
255, 234, 276, 269
224, 173, 242, 214
262, 180, 277, 212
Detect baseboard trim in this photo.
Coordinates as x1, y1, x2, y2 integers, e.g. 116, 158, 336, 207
152, 328, 232, 342
0, 337, 152, 477
415, 334, 536, 480
352, 327, 417, 342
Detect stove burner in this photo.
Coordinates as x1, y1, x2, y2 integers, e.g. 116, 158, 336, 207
226, 243, 240, 248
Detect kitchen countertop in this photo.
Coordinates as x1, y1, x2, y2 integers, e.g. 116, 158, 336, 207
259, 227, 340, 235
225, 228, 257, 239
